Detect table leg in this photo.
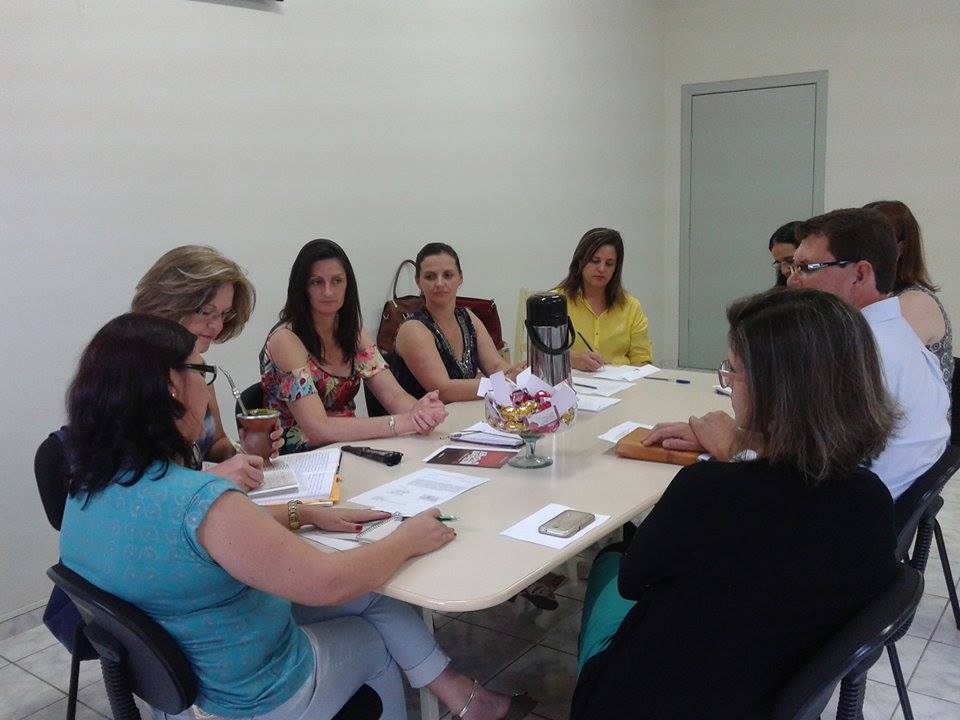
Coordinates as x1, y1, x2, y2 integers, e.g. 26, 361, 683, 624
419, 607, 441, 720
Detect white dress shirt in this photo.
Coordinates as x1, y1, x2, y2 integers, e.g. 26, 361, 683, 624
862, 296, 950, 499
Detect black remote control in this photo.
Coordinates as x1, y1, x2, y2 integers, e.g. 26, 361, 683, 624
342, 445, 403, 466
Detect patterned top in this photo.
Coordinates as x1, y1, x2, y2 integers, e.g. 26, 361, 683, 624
260, 325, 388, 454
60, 462, 313, 716
390, 308, 480, 399
896, 284, 954, 393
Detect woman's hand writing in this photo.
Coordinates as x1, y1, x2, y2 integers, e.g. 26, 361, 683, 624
390, 508, 456, 557
571, 351, 605, 372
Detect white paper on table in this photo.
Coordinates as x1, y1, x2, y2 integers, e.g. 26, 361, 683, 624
597, 421, 655, 443
449, 421, 523, 447
524, 373, 554, 396
500, 503, 610, 549
301, 532, 359, 551
249, 448, 340, 506
570, 377, 633, 397
713, 385, 732, 397
576, 395, 621, 413
348, 468, 489, 515
593, 364, 661, 382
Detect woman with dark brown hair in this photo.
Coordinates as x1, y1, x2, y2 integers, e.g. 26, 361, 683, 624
555, 228, 653, 371
570, 288, 899, 720
864, 200, 953, 390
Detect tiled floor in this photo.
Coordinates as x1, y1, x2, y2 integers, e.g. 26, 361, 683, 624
4, 482, 960, 720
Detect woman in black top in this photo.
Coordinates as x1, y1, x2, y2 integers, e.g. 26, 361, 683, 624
392, 243, 525, 402
571, 288, 900, 720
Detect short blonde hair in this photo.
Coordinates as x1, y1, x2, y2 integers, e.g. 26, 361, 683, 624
132, 245, 255, 343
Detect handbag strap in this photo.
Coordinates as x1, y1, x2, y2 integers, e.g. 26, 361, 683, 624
390, 259, 417, 303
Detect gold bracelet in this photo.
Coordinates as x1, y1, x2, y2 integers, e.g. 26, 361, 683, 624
287, 499, 303, 531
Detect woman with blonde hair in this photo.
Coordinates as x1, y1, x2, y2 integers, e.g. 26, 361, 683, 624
133, 245, 277, 489
864, 200, 953, 390
556, 228, 653, 372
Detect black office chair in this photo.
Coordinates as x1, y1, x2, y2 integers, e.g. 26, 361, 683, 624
772, 563, 923, 720
363, 352, 392, 418
234, 382, 265, 431
47, 564, 384, 720
36, 429, 98, 720
894, 444, 960, 630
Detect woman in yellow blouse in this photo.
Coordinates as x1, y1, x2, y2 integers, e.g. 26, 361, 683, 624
556, 228, 653, 372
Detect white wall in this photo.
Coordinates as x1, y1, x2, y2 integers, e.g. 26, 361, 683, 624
659, 0, 960, 365
0, 1, 666, 617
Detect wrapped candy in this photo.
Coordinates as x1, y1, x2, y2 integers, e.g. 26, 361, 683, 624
482, 370, 577, 436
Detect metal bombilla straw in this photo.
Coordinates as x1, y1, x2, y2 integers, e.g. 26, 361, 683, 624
219, 366, 249, 416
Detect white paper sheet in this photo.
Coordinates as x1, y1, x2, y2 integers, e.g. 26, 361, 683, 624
570, 377, 633, 397
476, 377, 492, 398
448, 422, 524, 447
249, 448, 340, 506
302, 516, 403, 551
597, 421, 654, 443
500, 503, 610, 549
593, 364, 661, 381
348, 468, 489, 515
575, 395, 621, 413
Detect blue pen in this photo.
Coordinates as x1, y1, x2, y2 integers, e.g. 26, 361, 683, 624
643, 377, 692, 385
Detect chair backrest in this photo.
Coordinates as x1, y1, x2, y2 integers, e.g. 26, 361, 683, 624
35, 429, 70, 531
951, 356, 959, 445
893, 444, 960, 560
772, 563, 923, 720
47, 563, 197, 714
234, 383, 265, 431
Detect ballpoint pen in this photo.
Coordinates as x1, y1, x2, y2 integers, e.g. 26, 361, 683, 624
573, 381, 599, 389
392, 512, 458, 522
576, 331, 595, 353
643, 377, 692, 385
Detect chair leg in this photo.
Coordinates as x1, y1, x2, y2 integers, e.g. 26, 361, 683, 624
66, 624, 82, 720
934, 519, 960, 629
886, 643, 914, 720
100, 657, 141, 720
835, 673, 866, 720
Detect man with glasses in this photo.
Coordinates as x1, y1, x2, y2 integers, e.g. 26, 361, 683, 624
785, 208, 949, 498
649, 208, 948, 499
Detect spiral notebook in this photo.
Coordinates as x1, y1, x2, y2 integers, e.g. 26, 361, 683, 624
304, 516, 403, 550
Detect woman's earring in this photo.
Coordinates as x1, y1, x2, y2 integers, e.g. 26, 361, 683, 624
171, 391, 177, 399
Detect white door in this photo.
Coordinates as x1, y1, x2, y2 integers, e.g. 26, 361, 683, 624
679, 72, 827, 369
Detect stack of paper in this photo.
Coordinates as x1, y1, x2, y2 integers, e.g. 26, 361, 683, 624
576, 395, 621, 413
448, 421, 524, 447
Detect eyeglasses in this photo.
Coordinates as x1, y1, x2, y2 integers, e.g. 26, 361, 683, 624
180, 363, 218, 385
783, 260, 854, 277
770, 258, 794, 271
194, 306, 237, 324
717, 359, 738, 390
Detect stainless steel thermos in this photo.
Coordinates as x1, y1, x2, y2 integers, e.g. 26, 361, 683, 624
524, 292, 575, 386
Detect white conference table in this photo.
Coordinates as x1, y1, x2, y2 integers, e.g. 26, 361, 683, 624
313, 367, 731, 719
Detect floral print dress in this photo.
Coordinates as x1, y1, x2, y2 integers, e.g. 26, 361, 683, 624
260, 326, 388, 454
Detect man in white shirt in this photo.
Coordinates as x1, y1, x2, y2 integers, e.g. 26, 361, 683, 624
646, 208, 948, 499
785, 208, 949, 498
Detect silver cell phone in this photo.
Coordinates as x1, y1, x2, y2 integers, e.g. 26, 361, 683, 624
538, 509, 596, 538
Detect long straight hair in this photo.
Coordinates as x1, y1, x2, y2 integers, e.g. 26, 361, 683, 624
863, 200, 938, 293
726, 288, 897, 485
557, 228, 626, 308
67, 314, 196, 497
279, 239, 362, 363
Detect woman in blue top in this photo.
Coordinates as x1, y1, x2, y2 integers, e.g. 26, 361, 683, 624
59, 314, 533, 720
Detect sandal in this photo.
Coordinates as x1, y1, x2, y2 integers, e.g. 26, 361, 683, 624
455, 679, 538, 720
